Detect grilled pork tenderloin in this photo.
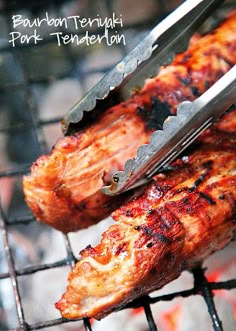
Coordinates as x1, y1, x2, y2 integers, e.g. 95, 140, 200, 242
23, 12, 236, 232
56, 108, 236, 319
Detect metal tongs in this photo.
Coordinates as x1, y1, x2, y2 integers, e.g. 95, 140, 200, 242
62, 0, 236, 195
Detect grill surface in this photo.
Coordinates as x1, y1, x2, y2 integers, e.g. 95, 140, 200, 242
0, 1, 235, 330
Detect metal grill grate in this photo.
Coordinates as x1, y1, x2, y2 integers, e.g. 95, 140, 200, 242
0, 1, 235, 330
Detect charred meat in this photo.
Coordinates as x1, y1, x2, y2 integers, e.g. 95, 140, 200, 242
23, 12, 236, 232
55, 109, 236, 319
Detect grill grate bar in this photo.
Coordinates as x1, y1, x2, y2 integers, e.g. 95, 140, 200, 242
0, 259, 71, 280
63, 233, 78, 266
211, 279, 236, 290
0, 207, 27, 330
25, 317, 82, 331
0, 118, 64, 134
83, 318, 93, 331
6, 215, 36, 225
143, 297, 158, 331
0, 165, 31, 178
193, 268, 223, 331
123, 276, 236, 310
16, 71, 47, 157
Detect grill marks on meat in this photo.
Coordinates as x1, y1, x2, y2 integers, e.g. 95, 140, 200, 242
23, 12, 236, 232
55, 109, 236, 319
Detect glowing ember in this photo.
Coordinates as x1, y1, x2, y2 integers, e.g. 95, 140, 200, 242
131, 307, 144, 316
161, 303, 182, 331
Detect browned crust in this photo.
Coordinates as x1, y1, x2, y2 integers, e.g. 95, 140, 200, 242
55, 110, 236, 319
23, 12, 236, 232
